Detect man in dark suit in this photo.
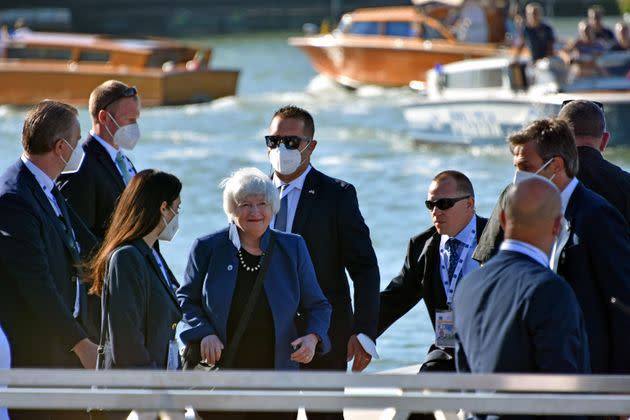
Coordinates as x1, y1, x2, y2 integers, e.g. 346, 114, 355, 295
57, 80, 140, 240
477, 118, 630, 374
265, 105, 380, 420
0, 101, 99, 420
558, 99, 630, 226
379, 171, 486, 371
454, 177, 590, 420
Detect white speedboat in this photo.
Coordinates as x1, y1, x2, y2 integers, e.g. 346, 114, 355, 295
403, 53, 630, 146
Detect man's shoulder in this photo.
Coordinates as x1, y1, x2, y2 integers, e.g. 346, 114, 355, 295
409, 225, 438, 246
309, 167, 355, 193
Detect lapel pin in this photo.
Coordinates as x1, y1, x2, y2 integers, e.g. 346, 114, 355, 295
308, 190, 315, 194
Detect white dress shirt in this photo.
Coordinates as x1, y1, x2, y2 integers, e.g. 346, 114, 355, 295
90, 130, 136, 178
270, 165, 311, 232
500, 239, 550, 267
550, 177, 579, 272
439, 215, 479, 303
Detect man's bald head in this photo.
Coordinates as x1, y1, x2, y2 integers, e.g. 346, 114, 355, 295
501, 177, 562, 255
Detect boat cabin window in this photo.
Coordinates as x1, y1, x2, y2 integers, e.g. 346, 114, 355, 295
6, 47, 72, 60
422, 24, 447, 40
78, 50, 111, 63
384, 22, 415, 37
348, 21, 380, 36
445, 68, 503, 89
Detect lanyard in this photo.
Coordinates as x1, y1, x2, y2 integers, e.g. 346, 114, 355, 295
441, 228, 476, 305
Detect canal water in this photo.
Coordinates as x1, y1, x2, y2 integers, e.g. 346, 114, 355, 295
1, 25, 629, 371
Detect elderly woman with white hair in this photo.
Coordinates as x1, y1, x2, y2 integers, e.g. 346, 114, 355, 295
177, 167, 331, 417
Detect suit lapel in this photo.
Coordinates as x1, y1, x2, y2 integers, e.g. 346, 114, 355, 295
291, 169, 319, 235
141, 243, 180, 310
423, 232, 447, 310
87, 137, 126, 192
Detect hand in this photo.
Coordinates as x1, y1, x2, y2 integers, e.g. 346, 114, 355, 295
290, 334, 318, 364
346, 334, 371, 372
72, 338, 98, 369
200, 334, 224, 365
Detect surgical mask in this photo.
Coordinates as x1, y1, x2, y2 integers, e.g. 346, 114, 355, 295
269, 141, 310, 175
512, 158, 555, 185
106, 112, 140, 150
158, 208, 179, 241
60, 139, 84, 173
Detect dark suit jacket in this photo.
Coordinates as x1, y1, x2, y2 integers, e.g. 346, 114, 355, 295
577, 146, 630, 227
103, 239, 181, 369
557, 182, 630, 373
178, 228, 332, 370
454, 250, 590, 420
379, 215, 487, 335
289, 168, 380, 367
57, 135, 129, 240
0, 160, 94, 367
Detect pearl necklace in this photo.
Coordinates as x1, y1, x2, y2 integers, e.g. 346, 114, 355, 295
238, 249, 264, 272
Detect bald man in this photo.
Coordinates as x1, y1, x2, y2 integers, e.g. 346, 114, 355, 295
453, 178, 590, 393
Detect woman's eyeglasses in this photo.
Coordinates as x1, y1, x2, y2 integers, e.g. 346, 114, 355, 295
102, 86, 138, 110
265, 135, 306, 150
425, 196, 470, 211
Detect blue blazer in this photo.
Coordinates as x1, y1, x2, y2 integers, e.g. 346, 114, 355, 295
177, 227, 332, 370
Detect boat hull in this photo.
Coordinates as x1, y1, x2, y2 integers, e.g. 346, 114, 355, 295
290, 35, 506, 87
0, 62, 239, 106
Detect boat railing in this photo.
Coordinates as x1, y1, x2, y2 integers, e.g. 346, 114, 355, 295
0, 369, 628, 418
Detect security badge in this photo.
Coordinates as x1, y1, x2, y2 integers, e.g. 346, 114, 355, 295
435, 309, 456, 348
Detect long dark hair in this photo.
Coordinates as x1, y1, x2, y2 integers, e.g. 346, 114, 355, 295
87, 169, 182, 296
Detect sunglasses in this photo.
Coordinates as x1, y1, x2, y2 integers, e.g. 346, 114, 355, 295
102, 86, 138, 110
425, 196, 470, 211
264, 135, 307, 150
561, 99, 604, 111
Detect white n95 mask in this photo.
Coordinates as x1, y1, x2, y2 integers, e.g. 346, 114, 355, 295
269, 142, 310, 175
60, 139, 84, 173
158, 209, 179, 241
107, 112, 140, 150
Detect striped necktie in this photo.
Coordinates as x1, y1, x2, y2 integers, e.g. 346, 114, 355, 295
115, 151, 133, 185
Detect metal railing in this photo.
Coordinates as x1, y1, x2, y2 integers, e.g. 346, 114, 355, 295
0, 369, 628, 418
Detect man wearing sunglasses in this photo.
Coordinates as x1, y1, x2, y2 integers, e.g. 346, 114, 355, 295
265, 105, 380, 420
57, 80, 141, 241
378, 171, 486, 416
475, 118, 630, 375
558, 99, 630, 227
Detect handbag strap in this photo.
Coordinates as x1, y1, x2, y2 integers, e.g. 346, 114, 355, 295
221, 232, 277, 369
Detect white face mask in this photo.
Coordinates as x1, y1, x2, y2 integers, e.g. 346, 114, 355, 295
269, 141, 310, 175
158, 208, 179, 241
512, 157, 555, 185
60, 139, 84, 173
106, 112, 140, 150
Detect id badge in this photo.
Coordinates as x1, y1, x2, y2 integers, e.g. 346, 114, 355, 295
435, 309, 456, 348
167, 339, 180, 370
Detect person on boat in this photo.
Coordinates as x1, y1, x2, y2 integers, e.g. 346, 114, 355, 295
86, 169, 182, 420
379, 170, 486, 420
587, 5, 616, 48
515, 2, 555, 62
473, 118, 630, 374
558, 99, 630, 227
262, 105, 379, 420
58, 80, 141, 241
561, 20, 607, 80
0, 100, 99, 420
453, 0, 489, 43
177, 166, 331, 419
611, 22, 630, 50
454, 177, 591, 419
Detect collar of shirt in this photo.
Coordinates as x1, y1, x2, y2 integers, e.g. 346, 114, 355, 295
90, 130, 121, 164
439, 213, 477, 250
21, 155, 62, 216
560, 177, 579, 215
273, 164, 311, 197
500, 239, 550, 267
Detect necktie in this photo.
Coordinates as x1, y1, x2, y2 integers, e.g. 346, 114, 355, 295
51, 186, 75, 242
275, 184, 288, 232
115, 151, 133, 185
445, 237, 462, 282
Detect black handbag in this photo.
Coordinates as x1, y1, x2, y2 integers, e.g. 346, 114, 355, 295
182, 232, 277, 370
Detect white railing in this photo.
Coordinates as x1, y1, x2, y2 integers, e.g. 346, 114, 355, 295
0, 369, 629, 418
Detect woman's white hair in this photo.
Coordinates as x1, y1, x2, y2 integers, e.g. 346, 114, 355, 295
221, 167, 280, 222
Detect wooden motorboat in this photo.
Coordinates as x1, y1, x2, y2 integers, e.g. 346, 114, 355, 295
289, 0, 512, 88
0, 31, 239, 106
